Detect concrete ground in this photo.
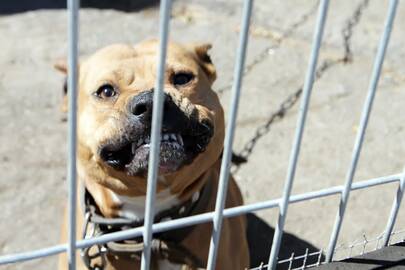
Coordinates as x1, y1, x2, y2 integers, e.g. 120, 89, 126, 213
1, 0, 405, 269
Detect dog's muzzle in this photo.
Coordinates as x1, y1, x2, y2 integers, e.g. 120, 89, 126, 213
98, 90, 214, 176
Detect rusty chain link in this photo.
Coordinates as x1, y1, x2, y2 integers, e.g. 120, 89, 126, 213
342, 0, 370, 63
231, 0, 371, 171
216, 1, 320, 95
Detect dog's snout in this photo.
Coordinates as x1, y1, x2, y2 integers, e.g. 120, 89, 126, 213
129, 90, 196, 135
130, 90, 174, 120
131, 90, 154, 118
132, 102, 149, 116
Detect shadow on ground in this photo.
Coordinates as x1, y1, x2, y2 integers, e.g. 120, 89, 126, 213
247, 213, 323, 269
316, 242, 405, 270
0, 0, 158, 15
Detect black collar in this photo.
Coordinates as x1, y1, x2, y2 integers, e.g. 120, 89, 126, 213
80, 180, 212, 269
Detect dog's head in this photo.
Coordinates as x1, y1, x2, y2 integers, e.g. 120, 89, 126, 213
56, 40, 224, 196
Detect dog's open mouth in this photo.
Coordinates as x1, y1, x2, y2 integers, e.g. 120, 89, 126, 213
99, 122, 213, 176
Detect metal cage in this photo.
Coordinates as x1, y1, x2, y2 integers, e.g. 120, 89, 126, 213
0, 0, 403, 269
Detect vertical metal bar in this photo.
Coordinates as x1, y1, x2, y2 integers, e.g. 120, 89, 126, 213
267, 1, 329, 269
361, 234, 368, 255
348, 245, 353, 258
207, 0, 253, 270
376, 235, 381, 250
205, 1, 253, 269
325, 0, 398, 262
301, 248, 309, 269
382, 166, 405, 246
316, 249, 323, 266
288, 252, 294, 270
140, 0, 172, 269
67, 0, 79, 269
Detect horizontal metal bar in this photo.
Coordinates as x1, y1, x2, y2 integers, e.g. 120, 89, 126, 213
0, 245, 67, 266
224, 173, 401, 218
0, 173, 401, 266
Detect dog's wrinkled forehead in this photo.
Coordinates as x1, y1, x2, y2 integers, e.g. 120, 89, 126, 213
80, 41, 206, 87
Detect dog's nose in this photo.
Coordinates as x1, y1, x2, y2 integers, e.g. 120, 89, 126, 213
130, 90, 188, 132
130, 90, 156, 119
130, 90, 171, 120
131, 91, 152, 118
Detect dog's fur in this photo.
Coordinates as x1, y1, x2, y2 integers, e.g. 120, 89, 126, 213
57, 40, 249, 270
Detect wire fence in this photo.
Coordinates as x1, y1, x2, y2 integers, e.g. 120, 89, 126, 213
0, 0, 403, 269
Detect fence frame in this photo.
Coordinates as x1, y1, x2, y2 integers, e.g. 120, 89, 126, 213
0, 0, 403, 269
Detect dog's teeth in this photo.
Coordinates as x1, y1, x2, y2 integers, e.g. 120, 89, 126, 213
131, 143, 136, 154
192, 191, 200, 203
177, 135, 184, 146
163, 134, 169, 141
170, 134, 177, 141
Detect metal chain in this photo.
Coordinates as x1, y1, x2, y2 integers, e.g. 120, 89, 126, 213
217, 1, 320, 94
342, 0, 370, 63
81, 213, 107, 270
231, 0, 371, 171
236, 86, 303, 161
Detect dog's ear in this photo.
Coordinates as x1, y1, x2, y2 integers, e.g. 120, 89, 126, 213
53, 58, 79, 114
54, 58, 68, 74
193, 43, 217, 84
53, 58, 68, 113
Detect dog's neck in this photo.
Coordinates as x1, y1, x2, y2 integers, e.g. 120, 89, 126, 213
81, 165, 216, 221
110, 187, 180, 221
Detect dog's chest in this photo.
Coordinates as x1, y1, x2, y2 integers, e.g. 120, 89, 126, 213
157, 260, 183, 270
110, 191, 186, 270
111, 188, 180, 221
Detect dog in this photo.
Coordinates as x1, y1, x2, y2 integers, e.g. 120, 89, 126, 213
56, 40, 250, 270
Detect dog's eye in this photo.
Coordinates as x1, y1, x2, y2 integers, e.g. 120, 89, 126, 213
95, 84, 117, 99
172, 72, 194, 86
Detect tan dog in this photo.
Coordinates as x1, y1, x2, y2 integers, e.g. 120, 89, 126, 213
57, 40, 249, 270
